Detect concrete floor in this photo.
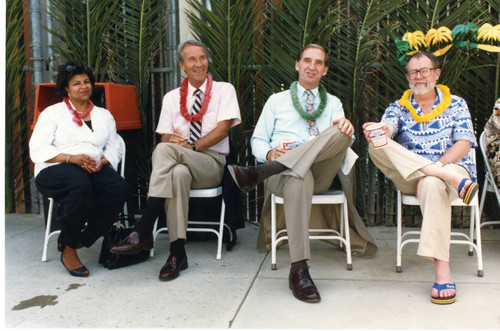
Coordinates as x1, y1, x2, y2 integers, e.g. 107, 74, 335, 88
4, 212, 500, 329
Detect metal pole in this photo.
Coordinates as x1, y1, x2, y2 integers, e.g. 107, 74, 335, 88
29, 0, 43, 86
46, 0, 55, 82
169, 0, 178, 89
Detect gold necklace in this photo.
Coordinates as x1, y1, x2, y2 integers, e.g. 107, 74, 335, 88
399, 84, 452, 123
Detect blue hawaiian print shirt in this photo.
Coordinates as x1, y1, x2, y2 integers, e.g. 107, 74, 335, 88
381, 87, 478, 181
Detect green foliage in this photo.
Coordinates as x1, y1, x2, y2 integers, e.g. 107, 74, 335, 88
186, 0, 261, 161
47, 0, 121, 82
187, 0, 499, 225
6, 0, 31, 212
110, 0, 166, 191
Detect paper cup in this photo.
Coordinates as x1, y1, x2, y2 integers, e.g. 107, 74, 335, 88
179, 125, 191, 140
367, 123, 388, 149
279, 137, 297, 152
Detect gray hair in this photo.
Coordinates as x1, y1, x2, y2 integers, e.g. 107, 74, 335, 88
405, 52, 440, 72
177, 40, 208, 63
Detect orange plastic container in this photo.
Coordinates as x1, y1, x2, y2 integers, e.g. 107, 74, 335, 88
32, 83, 142, 130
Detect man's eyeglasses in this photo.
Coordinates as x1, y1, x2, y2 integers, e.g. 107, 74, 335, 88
407, 67, 437, 79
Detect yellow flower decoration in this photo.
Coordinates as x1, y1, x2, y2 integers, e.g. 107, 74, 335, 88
403, 31, 426, 49
477, 23, 500, 42
399, 85, 452, 123
477, 23, 500, 52
425, 27, 453, 45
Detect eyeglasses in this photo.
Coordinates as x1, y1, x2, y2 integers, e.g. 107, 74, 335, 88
65, 65, 76, 72
65, 64, 89, 72
407, 67, 437, 79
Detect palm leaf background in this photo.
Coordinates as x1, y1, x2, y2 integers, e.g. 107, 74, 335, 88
110, 0, 166, 193
187, 0, 498, 225
6, 0, 31, 212
47, 0, 121, 82
7, 0, 498, 223
186, 0, 261, 163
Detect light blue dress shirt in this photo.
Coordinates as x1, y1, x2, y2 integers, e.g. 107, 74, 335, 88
251, 83, 345, 163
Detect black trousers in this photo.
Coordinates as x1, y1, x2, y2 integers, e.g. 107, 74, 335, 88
35, 163, 130, 249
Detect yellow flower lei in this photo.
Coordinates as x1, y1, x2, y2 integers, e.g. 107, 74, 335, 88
399, 84, 452, 123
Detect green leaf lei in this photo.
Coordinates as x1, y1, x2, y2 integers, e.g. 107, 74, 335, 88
290, 81, 328, 121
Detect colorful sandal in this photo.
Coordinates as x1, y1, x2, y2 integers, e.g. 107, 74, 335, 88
458, 178, 478, 205
431, 283, 456, 305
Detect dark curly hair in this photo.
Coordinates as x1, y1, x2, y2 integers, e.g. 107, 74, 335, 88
56, 61, 95, 97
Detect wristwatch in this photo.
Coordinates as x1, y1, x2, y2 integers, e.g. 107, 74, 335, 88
188, 142, 196, 151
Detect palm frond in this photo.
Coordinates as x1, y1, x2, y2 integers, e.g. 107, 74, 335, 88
6, 0, 31, 212
186, 0, 261, 162
47, 0, 121, 82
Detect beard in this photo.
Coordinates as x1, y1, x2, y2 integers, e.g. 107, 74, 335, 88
409, 81, 436, 95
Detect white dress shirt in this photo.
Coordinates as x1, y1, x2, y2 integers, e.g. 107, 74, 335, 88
156, 79, 242, 155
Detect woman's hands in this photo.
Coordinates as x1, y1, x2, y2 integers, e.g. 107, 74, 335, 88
68, 154, 109, 173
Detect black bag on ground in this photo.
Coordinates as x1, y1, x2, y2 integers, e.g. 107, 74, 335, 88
99, 226, 150, 270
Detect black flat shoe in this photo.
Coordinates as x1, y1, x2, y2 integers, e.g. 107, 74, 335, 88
60, 252, 89, 277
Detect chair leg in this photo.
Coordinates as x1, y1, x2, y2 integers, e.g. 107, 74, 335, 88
150, 218, 158, 258
271, 194, 277, 270
396, 191, 403, 273
215, 200, 225, 260
42, 198, 55, 262
468, 205, 475, 256
474, 204, 484, 277
339, 203, 344, 249
478, 182, 488, 222
343, 200, 352, 271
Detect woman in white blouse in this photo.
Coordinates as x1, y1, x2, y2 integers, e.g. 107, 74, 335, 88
29, 62, 129, 277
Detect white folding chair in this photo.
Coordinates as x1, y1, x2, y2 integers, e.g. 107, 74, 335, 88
150, 186, 232, 260
41, 135, 128, 262
270, 188, 352, 271
396, 149, 484, 277
479, 131, 500, 228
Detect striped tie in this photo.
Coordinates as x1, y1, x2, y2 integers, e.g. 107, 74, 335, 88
188, 89, 202, 143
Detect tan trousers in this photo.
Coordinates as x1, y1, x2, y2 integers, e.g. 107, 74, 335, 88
369, 139, 470, 261
148, 143, 226, 241
265, 126, 351, 262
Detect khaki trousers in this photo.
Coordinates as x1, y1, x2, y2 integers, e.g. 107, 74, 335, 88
148, 143, 226, 241
369, 139, 470, 261
265, 126, 351, 262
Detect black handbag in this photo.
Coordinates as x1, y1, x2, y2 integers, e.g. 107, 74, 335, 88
99, 226, 150, 270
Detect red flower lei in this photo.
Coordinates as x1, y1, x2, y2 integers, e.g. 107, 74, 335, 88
180, 75, 213, 122
63, 97, 94, 126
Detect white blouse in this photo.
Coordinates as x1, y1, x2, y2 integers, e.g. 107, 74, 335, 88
29, 101, 122, 177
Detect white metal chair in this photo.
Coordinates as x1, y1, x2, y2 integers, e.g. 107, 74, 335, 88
41, 135, 128, 262
478, 131, 500, 228
270, 188, 352, 271
150, 186, 232, 260
396, 149, 484, 277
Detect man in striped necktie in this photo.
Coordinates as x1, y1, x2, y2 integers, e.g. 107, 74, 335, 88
111, 40, 242, 281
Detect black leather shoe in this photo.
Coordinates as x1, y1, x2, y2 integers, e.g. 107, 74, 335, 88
159, 254, 188, 281
289, 267, 321, 303
60, 250, 89, 277
227, 165, 260, 193
110, 231, 153, 255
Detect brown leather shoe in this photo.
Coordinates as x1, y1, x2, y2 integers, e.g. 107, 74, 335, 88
110, 231, 153, 255
159, 254, 188, 281
289, 267, 321, 303
227, 165, 259, 193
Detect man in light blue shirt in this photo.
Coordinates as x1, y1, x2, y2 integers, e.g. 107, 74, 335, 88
229, 44, 376, 303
